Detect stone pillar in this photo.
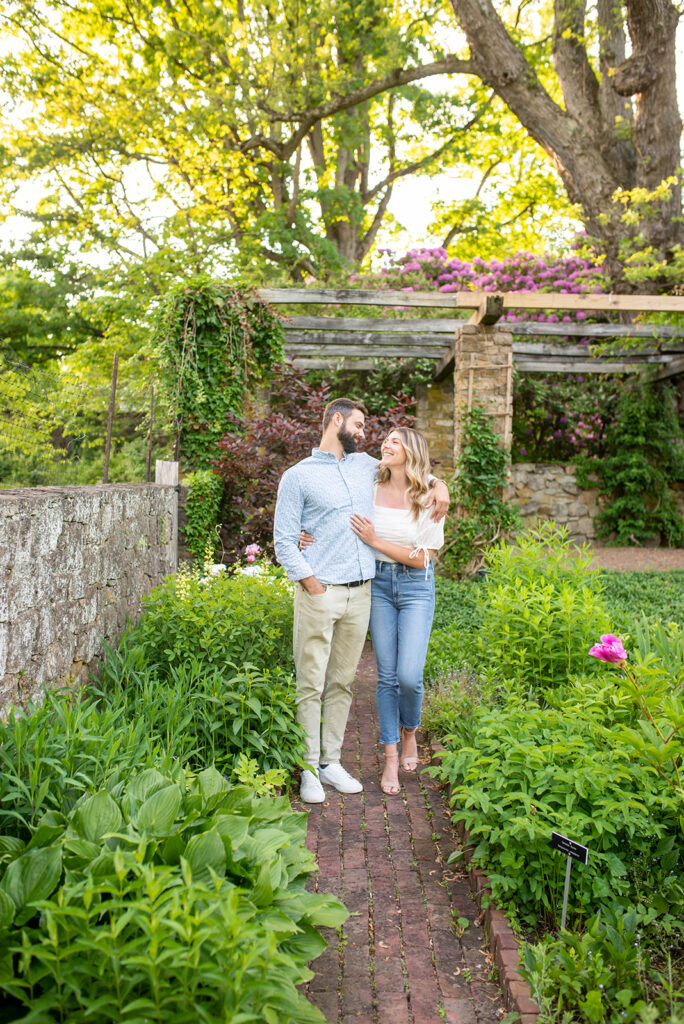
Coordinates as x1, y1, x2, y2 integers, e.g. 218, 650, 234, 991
416, 378, 455, 475
453, 324, 513, 463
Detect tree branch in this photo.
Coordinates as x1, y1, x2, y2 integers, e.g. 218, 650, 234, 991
242, 54, 474, 160
441, 198, 536, 248
363, 95, 495, 204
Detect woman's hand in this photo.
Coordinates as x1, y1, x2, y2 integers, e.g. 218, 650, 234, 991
350, 514, 377, 546
299, 530, 315, 550
425, 479, 450, 522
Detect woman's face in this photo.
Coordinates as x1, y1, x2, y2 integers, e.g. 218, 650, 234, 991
380, 430, 407, 468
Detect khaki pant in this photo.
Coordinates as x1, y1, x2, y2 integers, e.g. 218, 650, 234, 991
293, 582, 371, 767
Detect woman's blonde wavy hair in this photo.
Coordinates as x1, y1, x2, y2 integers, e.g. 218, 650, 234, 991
376, 427, 431, 520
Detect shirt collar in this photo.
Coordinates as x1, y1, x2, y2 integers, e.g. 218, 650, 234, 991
311, 447, 347, 462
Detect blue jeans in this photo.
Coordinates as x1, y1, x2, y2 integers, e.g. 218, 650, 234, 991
370, 559, 436, 746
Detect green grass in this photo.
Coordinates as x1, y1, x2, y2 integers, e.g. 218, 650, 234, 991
433, 570, 684, 633
599, 569, 684, 628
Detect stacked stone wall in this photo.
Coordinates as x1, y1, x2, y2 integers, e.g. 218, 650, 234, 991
416, 378, 455, 474
0, 484, 177, 711
504, 463, 599, 542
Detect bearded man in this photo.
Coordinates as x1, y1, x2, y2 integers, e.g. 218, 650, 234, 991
273, 397, 449, 802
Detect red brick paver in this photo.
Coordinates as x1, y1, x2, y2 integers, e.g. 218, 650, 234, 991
298, 646, 507, 1024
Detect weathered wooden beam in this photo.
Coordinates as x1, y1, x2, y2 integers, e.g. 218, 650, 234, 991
260, 285, 684, 315
469, 293, 504, 325
284, 315, 684, 343
655, 356, 684, 380
508, 321, 684, 339
501, 292, 684, 313
285, 344, 451, 358
515, 359, 649, 374
512, 342, 680, 359
259, 287, 476, 308
285, 315, 465, 333
433, 351, 455, 382
284, 330, 453, 348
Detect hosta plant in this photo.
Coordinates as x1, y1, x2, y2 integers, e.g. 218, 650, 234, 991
0, 765, 347, 1023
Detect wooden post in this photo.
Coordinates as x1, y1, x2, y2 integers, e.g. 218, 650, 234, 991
145, 384, 155, 483
155, 460, 179, 571
102, 353, 119, 484
155, 460, 179, 485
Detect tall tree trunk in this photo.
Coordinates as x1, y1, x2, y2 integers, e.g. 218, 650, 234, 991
449, 0, 682, 289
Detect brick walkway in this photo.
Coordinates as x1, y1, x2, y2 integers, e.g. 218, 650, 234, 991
296, 646, 507, 1024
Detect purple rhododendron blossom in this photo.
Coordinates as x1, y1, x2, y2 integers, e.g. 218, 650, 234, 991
589, 634, 628, 663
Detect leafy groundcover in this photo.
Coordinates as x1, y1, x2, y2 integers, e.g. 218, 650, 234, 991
0, 565, 343, 1023
424, 524, 684, 1024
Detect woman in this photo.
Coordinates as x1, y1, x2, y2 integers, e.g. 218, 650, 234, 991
301, 427, 444, 795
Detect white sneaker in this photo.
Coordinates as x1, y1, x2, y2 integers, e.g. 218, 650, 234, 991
299, 769, 325, 803
319, 763, 363, 794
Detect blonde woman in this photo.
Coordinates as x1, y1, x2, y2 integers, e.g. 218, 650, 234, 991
301, 427, 444, 795
348, 427, 444, 795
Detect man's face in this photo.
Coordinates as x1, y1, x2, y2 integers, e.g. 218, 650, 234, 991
337, 411, 365, 453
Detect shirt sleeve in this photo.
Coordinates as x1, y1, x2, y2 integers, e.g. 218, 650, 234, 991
273, 470, 315, 581
416, 509, 445, 552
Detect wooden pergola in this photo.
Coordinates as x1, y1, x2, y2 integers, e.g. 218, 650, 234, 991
259, 287, 684, 380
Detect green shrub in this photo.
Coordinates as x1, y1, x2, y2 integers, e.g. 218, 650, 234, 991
521, 907, 654, 1024
576, 377, 684, 547
130, 565, 295, 677
98, 639, 307, 780
424, 626, 474, 685
440, 405, 521, 578
433, 578, 484, 633
0, 688, 166, 839
433, 700, 682, 932
183, 468, 224, 563
477, 522, 610, 695
0, 765, 347, 1023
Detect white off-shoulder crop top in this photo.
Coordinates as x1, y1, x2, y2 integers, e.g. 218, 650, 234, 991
373, 492, 445, 571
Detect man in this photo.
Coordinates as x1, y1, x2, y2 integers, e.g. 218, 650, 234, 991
273, 397, 449, 803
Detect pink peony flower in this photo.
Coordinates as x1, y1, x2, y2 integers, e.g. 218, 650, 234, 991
245, 543, 261, 556
246, 554, 256, 562
589, 634, 628, 663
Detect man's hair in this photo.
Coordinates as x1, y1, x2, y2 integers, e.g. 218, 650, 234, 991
322, 397, 368, 431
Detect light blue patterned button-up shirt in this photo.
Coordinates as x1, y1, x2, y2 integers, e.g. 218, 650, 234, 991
273, 448, 380, 584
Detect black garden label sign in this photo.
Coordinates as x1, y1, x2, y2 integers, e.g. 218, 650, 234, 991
550, 831, 589, 865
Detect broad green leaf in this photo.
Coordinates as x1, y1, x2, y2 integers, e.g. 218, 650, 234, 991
0, 845, 62, 923
215, 814, 250, 849
298, 893, 349, 928
26, 811, 66, 851
280, 924, 326, 961
196, 766, 229, 800
0, 836, 25, 858
0, 890, 15, 928
251, 863, 274, 907
183, 828, 226, 882
124, 768, 169, 812
73, 791, 123, 844
134, 784, 183, 835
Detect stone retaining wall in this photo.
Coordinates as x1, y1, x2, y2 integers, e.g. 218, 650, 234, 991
505, 463, 599, 542
0, 484, 178, 711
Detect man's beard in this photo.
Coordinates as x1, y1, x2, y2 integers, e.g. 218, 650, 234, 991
338, 426, 358, 453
